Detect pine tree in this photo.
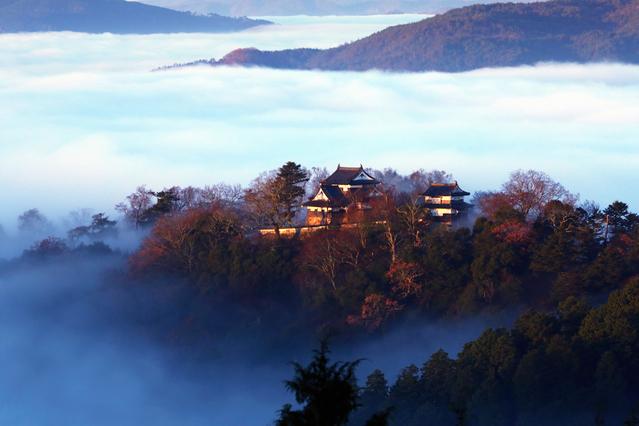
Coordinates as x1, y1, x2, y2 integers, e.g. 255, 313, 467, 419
276, 341, 389, 426
275, 161, 309, 227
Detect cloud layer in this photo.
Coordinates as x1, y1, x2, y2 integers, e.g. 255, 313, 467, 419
1, 16, 637, 424
1, 15, 638, 230
0, 251, 505, 425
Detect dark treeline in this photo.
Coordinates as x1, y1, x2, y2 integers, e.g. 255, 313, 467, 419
352, 282, 639, 425
278, 282, 639, 426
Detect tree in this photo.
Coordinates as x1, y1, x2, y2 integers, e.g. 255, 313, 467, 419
604, 201, 639, 241
17, 208, 52, 235
469, 218, 528, 305
371, 168, 452, 196
347, 294, 402, 331
130, 207, 242, 276
472, 191, 513, 220
409, 169, 453, 195
388, 365, 421, 424
397, 196, 430, 248
579, 279, 639, 352
501, 170, 576, 220
199, 183, 243, 208
275, 341, 362, 426
147, 186, 182, 219
115, 185, 155, 229
244, 162, 309, 236
277, 161, 310, 225
68, 213, 117, 242
360, 370, 389, 413
300, 231, 340, 290
24, 237, 68, 259
386, 260, 423, 299
421, 350, 456, 406
531, 201, 599, 274
370, 187, 401, 263
90, 213, 117, 236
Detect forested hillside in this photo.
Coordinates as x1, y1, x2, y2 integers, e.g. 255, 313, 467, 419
6, 164, 637, 337
139, 0, 534, 16
3, 163, 639, 425
276, 284, 639, 426
180, 0, 639, 71
0, 0, 270, 33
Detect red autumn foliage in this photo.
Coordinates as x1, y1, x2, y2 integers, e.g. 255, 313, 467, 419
130, 206, 241, 275
132, 210, 192, 274
476, 192, 513, 219
386, 260, 423, 299
347, 293, 402, 331
610, 233, 637, 256
491, 219, 532, 245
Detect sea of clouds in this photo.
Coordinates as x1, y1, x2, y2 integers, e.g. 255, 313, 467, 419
1, 14, 638, 232
1, 15, 637, 425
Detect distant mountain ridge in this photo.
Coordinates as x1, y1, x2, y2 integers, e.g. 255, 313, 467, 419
172, 0, 639, 72
138, 0, 537, 16
0, 0, 270, 34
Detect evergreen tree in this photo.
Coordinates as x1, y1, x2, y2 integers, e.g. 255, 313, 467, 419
353, 370, 389, 426
387, 365, 421, 424
276, 341, 388, 426
89, 213, 117, 238
275, 161, 310, 226
245, 161, 309, 236
604, 201, 639, 239
361, 369, 389, 409
146, 187, 182, 220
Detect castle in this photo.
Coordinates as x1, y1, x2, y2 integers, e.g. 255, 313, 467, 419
303, 165, 382, 226
417, 182, 472, 225
304, 165, 472, 227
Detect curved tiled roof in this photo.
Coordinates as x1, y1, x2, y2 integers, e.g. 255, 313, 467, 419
303, 185, 349, 208
421, 201, 473, 210
323, 165, 379, 185
422, 182, 470, 197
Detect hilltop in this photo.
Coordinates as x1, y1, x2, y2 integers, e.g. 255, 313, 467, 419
0, 0, 270, 34
174, 0, 639, 72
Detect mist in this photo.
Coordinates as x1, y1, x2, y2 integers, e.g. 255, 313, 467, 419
2, 11, 637, 426
2, 15, 639, 228
0, 229, 507, 425
0, 250, 287, 426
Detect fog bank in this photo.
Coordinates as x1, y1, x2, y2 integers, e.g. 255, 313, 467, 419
0, 247, 503, 425
1, 16, 638, 227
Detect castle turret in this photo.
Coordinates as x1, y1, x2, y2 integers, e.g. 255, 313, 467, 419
420, 181, 472, 225
303, 165, 381, 226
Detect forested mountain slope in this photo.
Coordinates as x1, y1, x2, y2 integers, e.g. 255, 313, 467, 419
138, 0, 535, 16
0, 0, 270, 34
181, 0, 639, 72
